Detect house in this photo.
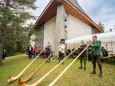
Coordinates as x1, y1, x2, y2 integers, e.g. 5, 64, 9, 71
30, 0, 103, 56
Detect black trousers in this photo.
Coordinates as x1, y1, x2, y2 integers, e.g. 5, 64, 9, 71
2, 54, 6, 60
46, 52, 50, 62
59, 52, 64, 62
92, 55, 102, 74
80, 56, 86, 68
29, 51, 32, 58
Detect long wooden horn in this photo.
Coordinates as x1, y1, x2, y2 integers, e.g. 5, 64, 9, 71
7, 49, 45, 83
49, 45, 89, 86
18, 53, 53, 84
22, 47, 79, 86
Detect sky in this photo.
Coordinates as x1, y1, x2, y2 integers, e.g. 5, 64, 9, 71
29, 0, 115, 32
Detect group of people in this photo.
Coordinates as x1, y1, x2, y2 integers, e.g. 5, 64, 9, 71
65, 35, 105, 77
27, 42, 53, 62
78, 35, 103, 77
27, 45, 39, 59
27, 41, 66, 64
28, 35, 103, 77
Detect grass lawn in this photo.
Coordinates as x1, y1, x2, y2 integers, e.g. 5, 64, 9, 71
0, 54, 115, 86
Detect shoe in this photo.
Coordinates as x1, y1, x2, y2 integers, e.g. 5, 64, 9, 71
46, 60, 48, 62
84, 67, 86, 70
99, 74, 102, 77
90, 71, 96, 74
78, 67, 82, 69
62, 61, 64, 65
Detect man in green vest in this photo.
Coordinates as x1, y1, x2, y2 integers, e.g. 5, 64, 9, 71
89, 35, 102, 77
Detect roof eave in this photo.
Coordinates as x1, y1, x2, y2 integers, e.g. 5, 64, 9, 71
33, 0, 103, 33
64, 0, 103, 33
34, 0, 54, 31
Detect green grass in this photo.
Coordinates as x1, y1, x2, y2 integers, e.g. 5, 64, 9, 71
0, 54, 115, 86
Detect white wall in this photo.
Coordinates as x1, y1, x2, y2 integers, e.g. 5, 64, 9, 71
44, 17, 56, 51
43, 14, 92, 51
112, 41, 115, 53
30, 34, 35, 47
66, 14, 92, 49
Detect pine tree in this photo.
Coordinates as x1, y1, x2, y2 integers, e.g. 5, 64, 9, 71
0, 0, 37, 62
99, 21, 104, 32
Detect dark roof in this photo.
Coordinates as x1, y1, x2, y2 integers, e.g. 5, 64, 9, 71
68, 0, 88, 16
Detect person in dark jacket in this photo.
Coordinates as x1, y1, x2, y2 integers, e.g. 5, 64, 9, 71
27, 45, 33, 59
101, 47, 108, 57
2, 49, 7, 60
78, 40, 87, 70
45, 42, 52, 62
89, 35, 102, 77
87, 41, 93, 61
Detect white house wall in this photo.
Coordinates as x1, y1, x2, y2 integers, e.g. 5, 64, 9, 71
112, 41, 115, 53
44, 17, 56, 51
66, 14, 92, 49
30, 34, 35, 47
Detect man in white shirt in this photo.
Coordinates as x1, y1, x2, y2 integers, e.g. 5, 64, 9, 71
58, 42, 65, 63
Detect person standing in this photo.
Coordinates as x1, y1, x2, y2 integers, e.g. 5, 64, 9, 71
2, 48, 7, 60
78, 40, 87, 70
41, 49, 46, 59
58, 42, 65, 64
89, 35, 102, 77
87, 41, 92, 61
33, 45, 38, 58
45, 42, 52, 62
28, 45, 33, 59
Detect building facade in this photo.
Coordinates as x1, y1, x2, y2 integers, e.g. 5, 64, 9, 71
30, 0, 103, 56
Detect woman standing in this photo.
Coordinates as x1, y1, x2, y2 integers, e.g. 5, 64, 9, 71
33, 45, 38, 58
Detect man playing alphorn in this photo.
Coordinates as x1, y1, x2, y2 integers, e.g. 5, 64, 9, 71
89, 35, 102, 77
45, 42, 52, 62
58, 42, 65, 64
78, 40, 87, 70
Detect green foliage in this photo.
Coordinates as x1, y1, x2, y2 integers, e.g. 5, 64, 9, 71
13, 0, 37, 9
0, 0, 37, 57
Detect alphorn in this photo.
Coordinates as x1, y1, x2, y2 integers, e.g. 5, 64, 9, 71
7, 49, 45, 83
49, 45, 89, 86
22, 47, 78, 86
18, 53, 53, 84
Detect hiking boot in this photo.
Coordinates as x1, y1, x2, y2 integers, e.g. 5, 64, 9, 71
99, 74, 102, 77
84, 67, 86, 70
90, 71, 96, 74
78, 67, 82, 69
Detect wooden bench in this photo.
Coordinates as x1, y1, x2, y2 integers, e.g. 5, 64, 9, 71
102, 56, 115, 64
102, 56, 110, 59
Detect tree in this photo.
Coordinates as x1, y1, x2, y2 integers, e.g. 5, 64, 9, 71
99, 21, 104, 32
110, 28, 112, 32
0, 0, 37, 62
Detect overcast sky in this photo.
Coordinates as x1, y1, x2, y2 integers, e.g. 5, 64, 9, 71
29, 0, 115, 32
